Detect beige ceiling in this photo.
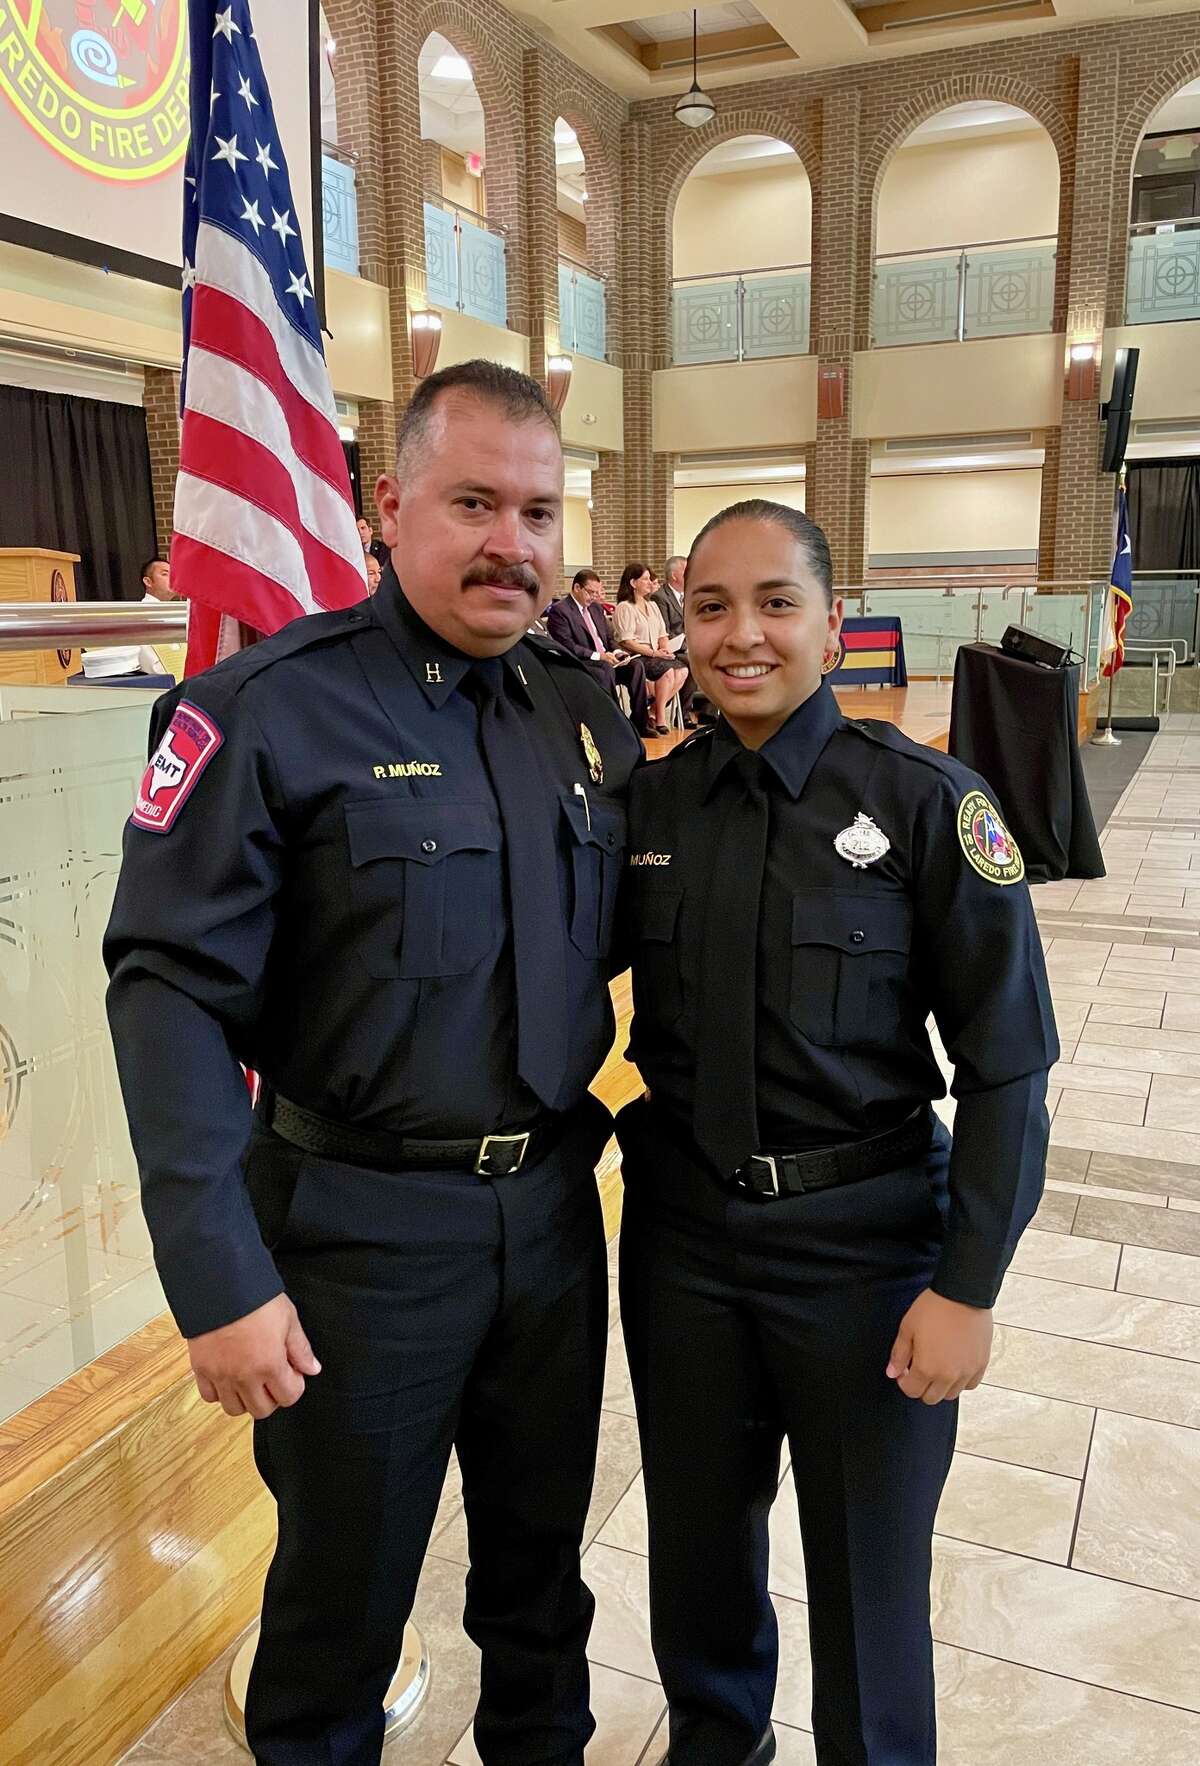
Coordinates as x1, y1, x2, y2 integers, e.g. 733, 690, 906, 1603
501, 0, 1200, 101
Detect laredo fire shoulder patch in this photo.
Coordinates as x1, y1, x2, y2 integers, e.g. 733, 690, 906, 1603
956, 789, 1025, 885
131, 702, 224, 834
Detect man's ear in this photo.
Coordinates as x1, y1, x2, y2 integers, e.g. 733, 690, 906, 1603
376, 475, 400, 549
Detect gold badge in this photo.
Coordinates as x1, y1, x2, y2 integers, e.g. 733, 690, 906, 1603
580, 724, 604, 785
957, 790, 1025, 885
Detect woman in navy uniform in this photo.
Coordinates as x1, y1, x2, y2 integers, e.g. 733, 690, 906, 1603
616, 500, 1057, 1766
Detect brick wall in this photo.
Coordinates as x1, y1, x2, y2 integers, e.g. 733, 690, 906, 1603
322, 5, 1200, 581
142, 367, 180, 556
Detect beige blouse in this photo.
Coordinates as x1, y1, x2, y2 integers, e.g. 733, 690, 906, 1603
613, 597, 668, 651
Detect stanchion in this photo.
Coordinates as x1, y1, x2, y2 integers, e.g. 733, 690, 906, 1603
223, 1622, 430, 1751
1091, 669, 1121, 747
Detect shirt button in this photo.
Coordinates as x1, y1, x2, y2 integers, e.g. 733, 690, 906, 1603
851, 930, 865, 944
422, 839, 437, 854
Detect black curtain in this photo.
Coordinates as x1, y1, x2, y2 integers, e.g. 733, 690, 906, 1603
0, 384, 158, 601
342, 438, 363, 517
1126, 458, 1200, 572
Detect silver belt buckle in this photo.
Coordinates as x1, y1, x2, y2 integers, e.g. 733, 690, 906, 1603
750, 1153, 781, 1197
475, 1130, 532, 1176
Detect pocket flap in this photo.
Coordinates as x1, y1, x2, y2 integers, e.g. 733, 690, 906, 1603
345, 800, 501, 868
791, 888, 911, 954
560, 788, 627, 854
631, 884, 683, 943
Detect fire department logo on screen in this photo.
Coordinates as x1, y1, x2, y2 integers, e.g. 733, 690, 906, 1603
0, 0, 190, 181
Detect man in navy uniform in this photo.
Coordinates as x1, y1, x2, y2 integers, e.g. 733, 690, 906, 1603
547, 568, 654, 736
104, 361, 641, 1766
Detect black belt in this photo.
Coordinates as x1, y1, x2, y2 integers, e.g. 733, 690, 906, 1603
728, 1108, 934, 1200
263, 1094, 562, 1178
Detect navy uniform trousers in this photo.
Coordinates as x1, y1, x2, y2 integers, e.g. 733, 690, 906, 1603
242, 1094, 613, 1766
617, 1098, 958, 1766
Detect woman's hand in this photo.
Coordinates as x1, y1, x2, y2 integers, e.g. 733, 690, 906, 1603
886, 1289, 993, 1404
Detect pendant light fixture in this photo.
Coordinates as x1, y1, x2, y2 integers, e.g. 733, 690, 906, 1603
674, 10, 715, 129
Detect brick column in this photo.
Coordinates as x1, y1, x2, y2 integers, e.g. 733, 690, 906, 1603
357, 398, 398, 512
591, 450, 625, 587
810, 89, 869, 584
522, 48, 564, 387
143, 367, 180, 555
1050, 46, 1121, 583
615, 118, 671, 569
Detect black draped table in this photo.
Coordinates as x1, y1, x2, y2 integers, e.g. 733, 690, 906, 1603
948, 643, 1105, 883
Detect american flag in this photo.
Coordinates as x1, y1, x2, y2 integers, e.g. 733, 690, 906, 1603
176, 0, 366, 675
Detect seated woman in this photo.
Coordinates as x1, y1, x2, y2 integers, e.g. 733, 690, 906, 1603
612, 562, 689, 735
616, 499, 1058, 1766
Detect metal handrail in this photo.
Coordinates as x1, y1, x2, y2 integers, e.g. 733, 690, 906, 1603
673, 261, 810, 285
423, 188, 507, 238
320, 138, 358, 168
1129, 215, 1200, 234
560, 255, 607, 284
873, 231, 1056, 263
0, 603, 188, 650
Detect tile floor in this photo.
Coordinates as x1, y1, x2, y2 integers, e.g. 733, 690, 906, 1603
125, 714, 1200, 1764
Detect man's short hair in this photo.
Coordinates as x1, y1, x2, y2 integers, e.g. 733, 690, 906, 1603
572, 569, 601, 591
665, 556, 686, 579
396, 360, 559, 472
140, 558, 164, 582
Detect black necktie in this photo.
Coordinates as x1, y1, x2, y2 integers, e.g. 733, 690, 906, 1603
692, 748, 771, 1175
467, 659, 569, 1111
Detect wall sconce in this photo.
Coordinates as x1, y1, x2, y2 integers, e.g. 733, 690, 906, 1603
546, 354, 573, 414
410, 310, 443, 380
1066, 339, 1100, 403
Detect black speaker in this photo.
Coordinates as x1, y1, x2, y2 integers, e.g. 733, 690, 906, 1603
1000, 625, 1070, 669
1101, 347, 1139, 474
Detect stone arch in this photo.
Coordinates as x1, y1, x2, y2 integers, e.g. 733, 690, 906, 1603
410, 2, 527, 332
554, 85, 622, 358
860, 75, 1072, 342
1108, 52, 1200, 322
653, 108, 820, 361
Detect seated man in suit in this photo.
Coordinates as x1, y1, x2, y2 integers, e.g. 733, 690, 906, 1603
652, 556, 701, 727
547, 570, 654, 738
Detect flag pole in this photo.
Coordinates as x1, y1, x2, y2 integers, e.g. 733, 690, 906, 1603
1091, 464, 1125, 748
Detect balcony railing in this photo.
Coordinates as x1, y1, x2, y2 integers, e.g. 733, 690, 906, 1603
872, 235, 1057, 348
321, 140, 359, 277
1126, 218, 1200, 325
423, 194, 508, 328
558, 259, 607, 362
672, 263, 811, 365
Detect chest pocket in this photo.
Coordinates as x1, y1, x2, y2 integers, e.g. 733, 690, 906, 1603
789, 888, 912, 1047
629, 883, 684, 1027
560, 789, 627, 959
345, 800, 502, 979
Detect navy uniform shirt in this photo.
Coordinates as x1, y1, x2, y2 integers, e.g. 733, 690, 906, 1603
621, 681, 1058, 1309
104, 570, 641, 1338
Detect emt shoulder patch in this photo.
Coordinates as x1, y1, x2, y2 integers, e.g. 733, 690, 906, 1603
957, 789, 1024, 885
131, 701, 224, 834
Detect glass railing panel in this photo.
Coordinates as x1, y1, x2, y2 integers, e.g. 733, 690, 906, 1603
673, 279, 739, 364
571, 267, 607, 362
872, 254, 962, 348
1022, 590, 1090, 665
320, 151, 359, 277
741, 269, 810, 359
1126, 229, 1200, 325
0, 694, 165, 1425
962, 242, 1056, 339
423, 201, 459, 311
1125, 575, 1200, 661
458, 214, 507, 327
857, 588, 980, 676
558, 263, 575, 352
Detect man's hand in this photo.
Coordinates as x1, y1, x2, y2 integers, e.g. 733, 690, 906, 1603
603, 650, 624, 666
886, 1289, 992, 1405
188, 1292, 321, 1420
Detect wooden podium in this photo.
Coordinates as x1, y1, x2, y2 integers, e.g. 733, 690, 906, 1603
0, 548, 80, 685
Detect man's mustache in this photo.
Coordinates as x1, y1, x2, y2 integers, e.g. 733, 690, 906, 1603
462, 565, 540, 594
